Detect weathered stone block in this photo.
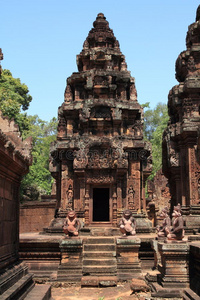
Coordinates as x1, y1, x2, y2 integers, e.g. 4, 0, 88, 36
116, 237, 141, 279
130, 278, 150, 293
58, 239, 83, 281
81, 276, 99, 287
158, 242, 189, 287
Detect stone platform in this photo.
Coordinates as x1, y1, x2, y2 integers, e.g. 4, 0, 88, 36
58, 236, 142, 285
19, 232, 156, 286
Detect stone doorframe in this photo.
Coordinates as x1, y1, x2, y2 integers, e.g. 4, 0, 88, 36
89, 184, 112, 225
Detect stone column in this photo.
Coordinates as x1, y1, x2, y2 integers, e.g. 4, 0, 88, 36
116, 179, 123, 209
84, 184, 90, 226
112, 189, 117, 226
116, 237, 141, 280
58, 239, 83, 281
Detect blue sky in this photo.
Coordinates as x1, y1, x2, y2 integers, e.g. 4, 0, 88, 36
1, 0, 200, 121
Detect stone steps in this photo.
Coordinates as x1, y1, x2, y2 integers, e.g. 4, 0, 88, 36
23, 284, 51, 300
83, 258, 116, 266
183, 288, 200, 300
83, 244, 116, 252
84, 237, 115, 244
83, 251, 116, 258
82, 237, 117, 279
1, 273, 34, 300
83, 265, 117, 275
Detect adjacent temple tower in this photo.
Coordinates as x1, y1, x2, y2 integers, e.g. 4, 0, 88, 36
162, 6, 200, 230
49, 13, 151, 230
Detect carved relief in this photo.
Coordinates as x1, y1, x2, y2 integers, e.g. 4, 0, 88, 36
128, 185, 135, 210
86, 170, 114, 183
73, 150, 88, 169
66, 184, 73, 210
190, 147, 200, 203
187, 56, 196, 72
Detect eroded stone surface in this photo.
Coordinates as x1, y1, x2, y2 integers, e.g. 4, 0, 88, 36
130, 278, 150, 293
0, 109, 51, 299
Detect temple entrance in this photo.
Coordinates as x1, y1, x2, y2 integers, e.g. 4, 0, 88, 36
93, 188, 110, 222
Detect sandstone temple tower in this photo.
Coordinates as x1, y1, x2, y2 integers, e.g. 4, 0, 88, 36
49, 13, 151, 229
162, 6, 200, 229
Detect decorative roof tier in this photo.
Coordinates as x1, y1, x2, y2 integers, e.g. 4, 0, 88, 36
176, 5, 200, 83
64, 13, 137, 104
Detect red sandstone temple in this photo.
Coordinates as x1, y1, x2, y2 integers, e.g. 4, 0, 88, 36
49, 13, 152, 230
162, 6, 200, 231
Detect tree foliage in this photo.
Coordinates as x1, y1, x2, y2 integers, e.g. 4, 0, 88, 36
21, 115, 57, 201
0, 68, 57, 201
143, 102, 169, 179
0, 69, 32, 132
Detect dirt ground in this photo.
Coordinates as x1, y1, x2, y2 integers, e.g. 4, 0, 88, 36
51, 282, 151, 300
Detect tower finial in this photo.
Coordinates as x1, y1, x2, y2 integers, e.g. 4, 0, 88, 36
196, 5, 200, 21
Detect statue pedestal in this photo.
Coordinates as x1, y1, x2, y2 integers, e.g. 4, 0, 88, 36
158, 241, 189, 288
57, 239, 83, 281
149, 241, 189, 298
116, 237, 141, 280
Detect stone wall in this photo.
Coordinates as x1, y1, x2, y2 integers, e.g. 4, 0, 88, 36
0, 112, 32, 269
20, 200, 56, 233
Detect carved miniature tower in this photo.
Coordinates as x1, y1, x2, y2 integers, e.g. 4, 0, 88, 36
162, 6, 200, 230
49, 13, 151, 230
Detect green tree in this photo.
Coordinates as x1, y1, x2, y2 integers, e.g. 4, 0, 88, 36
0, 68, 57, 201
0, 69, 32, 132
143, 102, 168, 140
143, 102, 169, 179
21, 115, 57, 201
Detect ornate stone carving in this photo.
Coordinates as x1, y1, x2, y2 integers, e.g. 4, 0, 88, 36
86, 170, 114, 184
73, 150, 88, 169
128, 185, 135, 210
66, 184, 73, 210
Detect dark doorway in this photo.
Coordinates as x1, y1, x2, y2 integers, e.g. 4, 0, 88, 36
93, 188, 109, 221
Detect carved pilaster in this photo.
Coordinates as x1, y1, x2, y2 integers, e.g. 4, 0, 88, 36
84, 184, 90, 226
112, 188, 117, 226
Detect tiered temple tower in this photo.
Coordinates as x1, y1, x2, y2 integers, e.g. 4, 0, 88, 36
162, 6, 200, 230
49, 13, 151, 230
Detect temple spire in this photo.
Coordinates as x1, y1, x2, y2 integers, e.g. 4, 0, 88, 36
83, 13, 120, 50
196, 5, 200, 21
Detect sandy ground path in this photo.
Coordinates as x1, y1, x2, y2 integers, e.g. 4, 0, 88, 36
51, 282, 151, 300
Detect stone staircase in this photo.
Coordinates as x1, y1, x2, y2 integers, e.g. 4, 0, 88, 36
0, 262, 52, 300
82, 237, 117, 286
